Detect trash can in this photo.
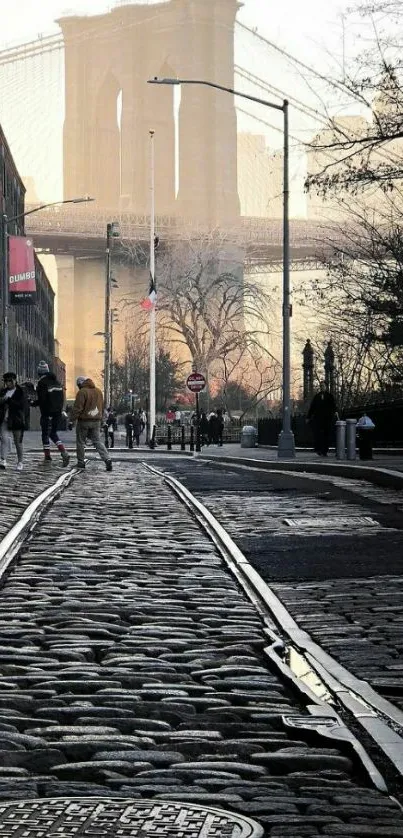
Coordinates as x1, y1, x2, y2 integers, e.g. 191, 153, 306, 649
241, 425, 258, 448
356, 413, 375, 460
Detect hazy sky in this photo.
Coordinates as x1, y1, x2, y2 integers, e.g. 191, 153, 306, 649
0, 0, 352, 61
0, 0, 363, 212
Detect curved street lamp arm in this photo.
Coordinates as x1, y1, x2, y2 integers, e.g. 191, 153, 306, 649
5, 197, 94, 225
148, 77, 285, 112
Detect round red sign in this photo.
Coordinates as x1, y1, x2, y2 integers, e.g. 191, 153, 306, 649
186, 372, 206, 393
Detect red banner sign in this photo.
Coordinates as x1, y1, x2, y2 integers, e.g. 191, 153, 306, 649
9, 236, 36, 305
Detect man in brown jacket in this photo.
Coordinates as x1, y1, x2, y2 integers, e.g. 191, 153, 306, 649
70, 377, 112, 471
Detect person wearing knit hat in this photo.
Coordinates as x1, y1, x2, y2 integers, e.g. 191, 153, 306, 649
37, 361, 50, 377
32, 362, 69, 466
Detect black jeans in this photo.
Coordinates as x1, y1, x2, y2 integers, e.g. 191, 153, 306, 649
41, 414, 61, 448
312, 420, 331, 456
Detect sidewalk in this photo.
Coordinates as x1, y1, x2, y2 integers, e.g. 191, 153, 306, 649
200, 444, 403, 490
21, 431, 403, 489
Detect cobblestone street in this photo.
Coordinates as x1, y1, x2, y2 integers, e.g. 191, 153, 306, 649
0, 457, 402, 836
164, 458, 403, 722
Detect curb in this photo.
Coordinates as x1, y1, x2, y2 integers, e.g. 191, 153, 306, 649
200, 454, 403, 490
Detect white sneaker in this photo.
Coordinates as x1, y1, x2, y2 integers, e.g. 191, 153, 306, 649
16, 462, 23, 471
0, 460, 6, 470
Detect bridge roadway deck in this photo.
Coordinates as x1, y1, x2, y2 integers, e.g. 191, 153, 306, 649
25, 208, 330, 263
0, 455, 402, 835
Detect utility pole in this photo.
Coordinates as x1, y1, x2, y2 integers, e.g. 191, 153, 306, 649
104, 221, 119, 408
149, 130, 156, 447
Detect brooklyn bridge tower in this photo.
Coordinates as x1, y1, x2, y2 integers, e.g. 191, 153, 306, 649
59, 0, 240, 225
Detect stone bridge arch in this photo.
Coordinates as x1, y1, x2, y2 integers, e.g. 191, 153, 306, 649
58, 0, 240, 225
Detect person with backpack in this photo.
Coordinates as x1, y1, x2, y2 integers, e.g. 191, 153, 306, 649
0, 372, 29, 471
33, 361, 69, 465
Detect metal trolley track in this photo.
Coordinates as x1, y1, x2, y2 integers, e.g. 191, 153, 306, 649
146, 462, 403, 798
0, 468, 79, 584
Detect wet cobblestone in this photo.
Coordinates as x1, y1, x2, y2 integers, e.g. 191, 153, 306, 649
0, 461, 65, 536
174, 459, 403, 714
0, 460, 401, 835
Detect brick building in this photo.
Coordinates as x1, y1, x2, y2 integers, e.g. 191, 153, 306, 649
0, 124, 58, 381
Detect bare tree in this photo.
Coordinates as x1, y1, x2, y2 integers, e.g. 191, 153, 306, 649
120, 228, 276, 385
305, 0, 403, 196
298, 198, 403, 404
210, 337, 282, 420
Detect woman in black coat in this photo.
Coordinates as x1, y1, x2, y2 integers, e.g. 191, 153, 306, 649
0, 372, 29, 471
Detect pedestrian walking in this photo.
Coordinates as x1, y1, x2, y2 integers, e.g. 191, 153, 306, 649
104, 407, 117, 448
208, 411, 219, 445
33, 361, 69, 465
216, 408, 224, 447
70, 376, 112, 471
125, 411, 134, 448
0, 372, 29, 471
199, 410, 209, 446
139, 409, 147, 433
132, 411, 142, 447
307, 380, 338, 457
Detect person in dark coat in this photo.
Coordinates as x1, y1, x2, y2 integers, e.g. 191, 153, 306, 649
131, 411, 142, 447
33, 360, 69, 465
216, 409, 225, 447
208, 411, 219, 445
307, 381, 338, 456
125, 412, 134, 448
0, 372, 29, 471
199, 411, 209, 445
104, 408, 117, 448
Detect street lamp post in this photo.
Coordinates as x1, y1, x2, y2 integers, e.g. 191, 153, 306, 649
1, 196, 94, 375
149, 130, 156, 449
148, 77, 295, 458
104, 221, 120, 409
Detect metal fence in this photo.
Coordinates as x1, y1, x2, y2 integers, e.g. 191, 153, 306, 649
156, 424, 241, 446
258, 401, 403, 448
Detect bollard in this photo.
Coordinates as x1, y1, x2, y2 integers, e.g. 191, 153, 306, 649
346, 418, 357, 460
180, 425, 186, 451
167, 425, 172, 451
189, 425, 194, 452
335, 420, 346, 460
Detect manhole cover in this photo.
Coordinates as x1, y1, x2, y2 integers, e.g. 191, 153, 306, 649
0, 798, 263, 838
283, 516, 378, 528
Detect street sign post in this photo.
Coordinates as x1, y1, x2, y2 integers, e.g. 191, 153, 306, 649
186, 372, 206, 452
186, 372, 206, 393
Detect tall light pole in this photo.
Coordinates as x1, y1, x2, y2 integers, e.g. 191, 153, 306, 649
110, 307, 119, 401
104, 221, 120, 408
149, 129, 156, 448
2, 196, 94, 374
148, 77, 295, 458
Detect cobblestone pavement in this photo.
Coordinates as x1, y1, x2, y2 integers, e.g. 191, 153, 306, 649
0, 460, 69, 538
0, 459, 402, 835
163, 458, 403, 715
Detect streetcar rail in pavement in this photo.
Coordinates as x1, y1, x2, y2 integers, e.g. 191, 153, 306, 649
146, 462, 403, 789
0, 467, 79, 581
